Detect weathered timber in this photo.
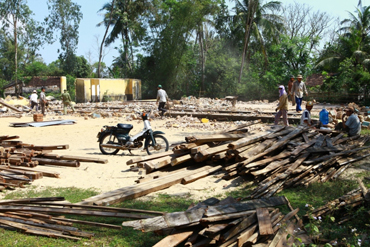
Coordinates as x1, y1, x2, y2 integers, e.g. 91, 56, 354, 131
31, 158, 80, 167
237, 139, 275, 161
0, 205, 153, 219
244, 151, 291, 169
228, 127, 284, 150
181, 165, 222, 184
205, 197, 287, 217
126, 150, 174, 165
51, 217, 122, 229
190, 144, 210, 155
171, 154, 193, 166
194, 143, 230, 162
8, 166, 60, 178
221, 213, 257, 242
31, 145, 69, 150
256, 208, 273, 236
152, 231, 193, 247
42, 154, 108, 164
187, 133, 248, 144
0, 100, 22, 112
250, 158, 291, 176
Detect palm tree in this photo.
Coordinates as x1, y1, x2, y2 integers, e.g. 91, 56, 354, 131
234, 0, 283, 83
98, 0, 149, 75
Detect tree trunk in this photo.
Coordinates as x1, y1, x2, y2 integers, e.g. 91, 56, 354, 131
13, 14, 18, 96
98, 0, 115, 78
238, 0, 256, 84
199, 24, 205, 93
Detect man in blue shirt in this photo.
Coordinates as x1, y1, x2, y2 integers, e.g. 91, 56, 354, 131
341, 107, 361, 136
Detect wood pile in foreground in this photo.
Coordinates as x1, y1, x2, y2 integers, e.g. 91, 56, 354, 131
0, 135, 107, 191
122, 196, 313, 247
0, 197, 162, 241
80, 124, 370, 206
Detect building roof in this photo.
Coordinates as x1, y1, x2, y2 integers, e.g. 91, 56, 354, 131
306, 73, 337, 87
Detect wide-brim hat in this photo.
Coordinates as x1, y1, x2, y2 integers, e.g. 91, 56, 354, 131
32, 90, 37, 93
158, 85, 162, 88
297, 74, 303, 79
290, 75, 295, 78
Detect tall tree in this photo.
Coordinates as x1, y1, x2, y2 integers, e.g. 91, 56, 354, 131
98, 0, 150, 76
44, 0, 82, 75
0, 0, 32, 95
97, 0, 115, 78
234, 0, 283, 83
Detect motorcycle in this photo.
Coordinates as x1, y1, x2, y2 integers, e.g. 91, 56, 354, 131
97, 112, 169, 155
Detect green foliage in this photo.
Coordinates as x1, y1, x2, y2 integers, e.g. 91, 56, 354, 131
45, 0, 82, 75
66, 74, 76, 100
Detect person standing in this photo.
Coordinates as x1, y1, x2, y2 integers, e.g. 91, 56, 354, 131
30, 90, 38, 111
40, 87, 46, 115
274, 85, 289, 126
61, 89, 76, 115
288, 75, 295, 105
156, 85, 169, 116
291, 74, 308, 113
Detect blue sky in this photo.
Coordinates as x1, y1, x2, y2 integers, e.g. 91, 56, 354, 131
27, 0, 365, 66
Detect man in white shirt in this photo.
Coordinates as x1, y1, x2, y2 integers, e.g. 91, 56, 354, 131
30, 90, 38, 111
156, 85, 169, 116
300, 101, 313, 127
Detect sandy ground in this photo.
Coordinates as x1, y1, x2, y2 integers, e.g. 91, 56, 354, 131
0, 100, 343, 201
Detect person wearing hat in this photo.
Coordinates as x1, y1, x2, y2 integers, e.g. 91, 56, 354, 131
287, 75, 295, 104
30, 90, 39, 111
290, 74, 308, 113
40, 87, 47, 115
300, 101, 314, 127
156, 85, 169, 116
337, 106, 361, 136
274, 85, 289, 126
61, 89, 75, 115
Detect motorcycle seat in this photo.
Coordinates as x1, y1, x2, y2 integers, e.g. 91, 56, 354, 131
117, 124, 133, 130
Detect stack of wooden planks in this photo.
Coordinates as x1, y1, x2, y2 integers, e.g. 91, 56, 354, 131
0, 135, 108, 191
306, 178, 370, 225
0, 197, 163, 241
122, 196, 313, 246
121, 125, 370, 202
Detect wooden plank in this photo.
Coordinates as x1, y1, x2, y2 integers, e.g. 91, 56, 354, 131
31, 145, 69, 151
51, 217, 121, 229
221, 213, 257, 242
8, 166, 60, 178
189, 133, 249, 144
152, 231, 193, 247
126, 150, 174, 165
244, 150, 291, 169
190, 144, 209, 154
181, 165, 222, 184
31, 158, 80, 167
251, 158, 291, 176
0, 100, 22, 112
228, 128, 282, 150
237, 224, 258, 247
256, 208, 273, 236
237, 139, 275, 160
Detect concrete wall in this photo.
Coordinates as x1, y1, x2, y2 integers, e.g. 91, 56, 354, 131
75, 78, 141, 103
4, 76, 66, 95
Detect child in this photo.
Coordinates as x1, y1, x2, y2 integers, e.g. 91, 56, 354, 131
300, 101, 314, 127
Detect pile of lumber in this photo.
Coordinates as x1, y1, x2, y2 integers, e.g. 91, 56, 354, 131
307, 178, 370, 225
0, 135, 107, 191
127, 125, 370, 198
122, 196, 313, 246
0, 197, 162, 241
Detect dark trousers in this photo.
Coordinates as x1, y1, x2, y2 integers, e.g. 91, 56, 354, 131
158, 102, 167, 116
31, 101, 38, 111
295, 97, 303, 112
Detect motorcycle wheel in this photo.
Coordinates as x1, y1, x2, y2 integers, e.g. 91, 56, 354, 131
145, 135, 169, 155
99, 133, 120, 155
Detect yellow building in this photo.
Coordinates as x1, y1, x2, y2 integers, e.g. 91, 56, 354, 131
75, 78, 141, 103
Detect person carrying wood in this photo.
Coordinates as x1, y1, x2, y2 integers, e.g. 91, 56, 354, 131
290, 74, 308, 113
61, 89, 75, 115
300, 101, 314, 127
156, 85, 169, 116
274, 85, 289, 126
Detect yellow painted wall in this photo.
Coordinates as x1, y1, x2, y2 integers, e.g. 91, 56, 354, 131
60, 76, 67, 92
75, 78, 141, 102
76, 79, 91, 103
99, 79, 127, 101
